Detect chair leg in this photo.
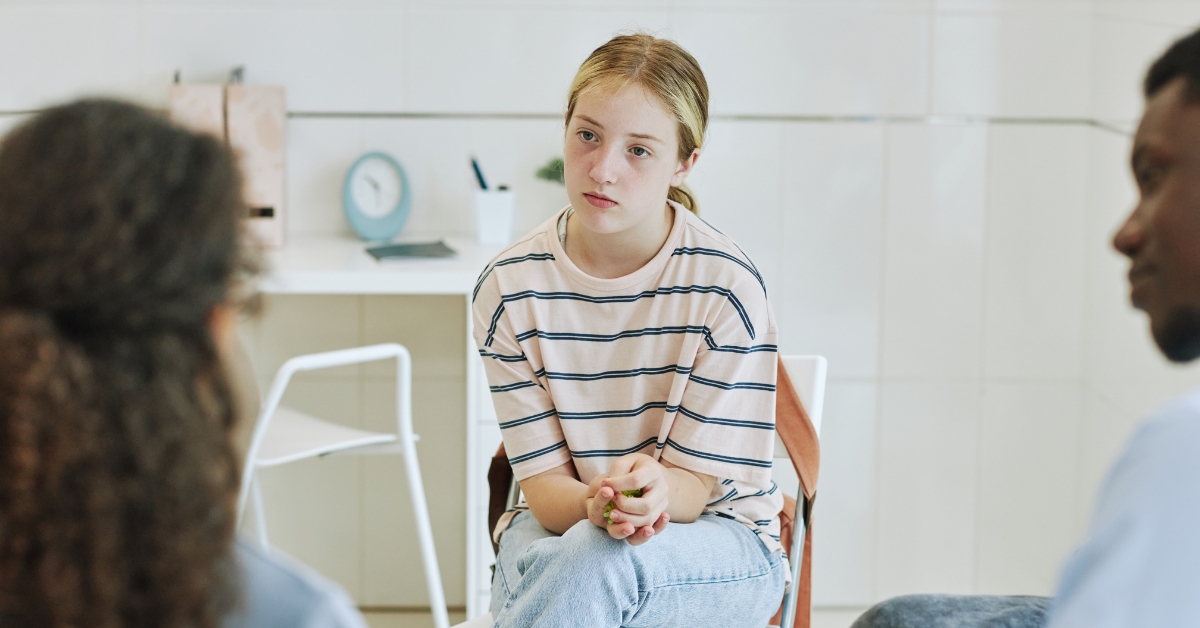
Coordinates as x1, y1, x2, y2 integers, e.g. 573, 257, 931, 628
779, 497, 809, 628
252, 472, 270, 550
400, 432, 450, 628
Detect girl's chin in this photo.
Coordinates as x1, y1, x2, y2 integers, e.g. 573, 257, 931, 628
571, 206, 629, 236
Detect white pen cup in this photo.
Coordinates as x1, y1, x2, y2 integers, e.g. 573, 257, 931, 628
475, 188, 515, 246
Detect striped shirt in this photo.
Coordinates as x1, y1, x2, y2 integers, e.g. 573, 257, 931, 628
473, 202, 783, 552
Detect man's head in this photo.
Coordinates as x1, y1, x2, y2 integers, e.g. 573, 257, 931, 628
1113, 28, 1200, 362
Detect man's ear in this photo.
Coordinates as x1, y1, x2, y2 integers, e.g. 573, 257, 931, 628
670, 148, 701, 188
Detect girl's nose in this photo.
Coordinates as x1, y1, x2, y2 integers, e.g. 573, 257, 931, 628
589, 146, 621, 185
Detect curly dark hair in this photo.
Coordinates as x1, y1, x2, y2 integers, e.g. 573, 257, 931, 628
0, 99, 257, 628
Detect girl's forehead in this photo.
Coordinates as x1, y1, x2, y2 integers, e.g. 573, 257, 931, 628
571, 82, 676, 136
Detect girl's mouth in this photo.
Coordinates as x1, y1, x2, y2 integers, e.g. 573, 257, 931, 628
583, 192, 617, 209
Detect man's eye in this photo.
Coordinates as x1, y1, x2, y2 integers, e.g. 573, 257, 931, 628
1139, 167, 1162, 188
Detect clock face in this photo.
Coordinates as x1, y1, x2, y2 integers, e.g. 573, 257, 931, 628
351, 156, 403, 218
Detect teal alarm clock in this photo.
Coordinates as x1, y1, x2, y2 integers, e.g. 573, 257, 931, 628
343, 152, 411, 241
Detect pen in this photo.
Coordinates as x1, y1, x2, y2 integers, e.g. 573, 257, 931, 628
471, 156, 489, 191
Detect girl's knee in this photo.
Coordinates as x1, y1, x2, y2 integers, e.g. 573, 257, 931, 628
518, 520, 636, 579
562, 520, 633, 559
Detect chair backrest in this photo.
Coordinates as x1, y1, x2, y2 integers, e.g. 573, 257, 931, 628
771, 355, 827, 501
780, 355, 827, 437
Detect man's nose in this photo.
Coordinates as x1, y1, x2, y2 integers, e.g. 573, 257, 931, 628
1112, 205, 1145, 258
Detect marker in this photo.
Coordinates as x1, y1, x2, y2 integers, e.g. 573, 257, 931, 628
471, 156, 489, 191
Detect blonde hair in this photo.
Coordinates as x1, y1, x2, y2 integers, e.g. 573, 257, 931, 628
565, 33, 708, 214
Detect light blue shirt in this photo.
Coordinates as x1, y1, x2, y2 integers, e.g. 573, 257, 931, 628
1048, 389, 1200, 627
223, 539, 368, 628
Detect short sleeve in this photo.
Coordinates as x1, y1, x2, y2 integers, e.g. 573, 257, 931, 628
472, 267, 571, 481
1047, 398, 1200, 628
661, 271, 777, 484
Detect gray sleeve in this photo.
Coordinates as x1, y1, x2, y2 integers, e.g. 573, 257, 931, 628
300, 587, 370, 628
1047, 402, 1200, 628
225, 540, 369, 628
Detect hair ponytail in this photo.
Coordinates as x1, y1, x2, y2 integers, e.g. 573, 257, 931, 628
566, 33, 708, 215
668, 184, 699, 215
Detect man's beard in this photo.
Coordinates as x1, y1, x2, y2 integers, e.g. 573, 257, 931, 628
1154, 306, 1200, 362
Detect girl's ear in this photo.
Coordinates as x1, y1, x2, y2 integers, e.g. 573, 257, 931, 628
670, 148, 701, 187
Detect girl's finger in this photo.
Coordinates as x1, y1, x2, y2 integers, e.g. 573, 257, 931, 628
607, 507, 661, 528
602, 466, 657, 493
652, 512, 670, 535
607, 521, 635, 540
589, 487, 614, 526
612, 489, 657, 514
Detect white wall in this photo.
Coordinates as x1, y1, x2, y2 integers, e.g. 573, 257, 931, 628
4, 0, 1200, 617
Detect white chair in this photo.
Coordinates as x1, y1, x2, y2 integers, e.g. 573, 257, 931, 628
239, 343, 450, 628
454, 355, 827, 628
772, 355, 827, 628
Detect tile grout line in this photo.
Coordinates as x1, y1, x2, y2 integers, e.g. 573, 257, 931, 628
971, 122, 994, 594
869, 121, 891, 604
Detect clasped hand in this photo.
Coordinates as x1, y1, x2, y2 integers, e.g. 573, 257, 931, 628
583, 453, 670, 546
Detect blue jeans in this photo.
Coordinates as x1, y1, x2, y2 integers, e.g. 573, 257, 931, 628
490, 510, 787, 628
851, 594, 1052, 628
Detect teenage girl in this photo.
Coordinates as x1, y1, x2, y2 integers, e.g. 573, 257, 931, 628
473, 34, 786, 627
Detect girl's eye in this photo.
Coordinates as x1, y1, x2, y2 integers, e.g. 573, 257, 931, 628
630, 146, 649, 157
579, 130, 597, 142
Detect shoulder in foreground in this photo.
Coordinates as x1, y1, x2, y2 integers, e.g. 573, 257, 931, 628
1106, 389, 1200, 503
1133, 390, 1200, 459
225, 539, 367, 628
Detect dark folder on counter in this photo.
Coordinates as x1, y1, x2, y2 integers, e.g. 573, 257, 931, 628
366, 240, 457, 261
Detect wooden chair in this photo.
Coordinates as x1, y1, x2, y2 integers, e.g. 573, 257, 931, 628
456, 355, 825, 628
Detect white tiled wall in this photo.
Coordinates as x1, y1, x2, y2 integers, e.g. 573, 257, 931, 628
5, 0, 1200, 620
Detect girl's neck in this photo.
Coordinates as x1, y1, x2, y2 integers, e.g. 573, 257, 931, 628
565, 203, 675, 280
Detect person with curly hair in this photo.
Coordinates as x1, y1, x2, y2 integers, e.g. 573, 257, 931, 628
0, 99, 365, 628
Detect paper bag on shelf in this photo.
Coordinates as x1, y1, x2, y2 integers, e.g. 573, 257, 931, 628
226, 84, 287, 248
167, 84, 224, 139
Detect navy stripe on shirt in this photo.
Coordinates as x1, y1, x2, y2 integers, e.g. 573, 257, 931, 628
499, 408, 557, 430
688, 374, 775, 392
731, 482, 778, 500
569, 437, 660, 459
515, 325, 711, 344
478, 349, 527, 362
511, 324, 771, 357
665, 438, 773, 469
677, 405, 775, 431
708, 487, 739, 505
559, 401, 668, 420
472, 253, 556, 302
708, 343, 778, 354
490, 380, 539, 393
544, 364, 693, 382
487, 285, 755, 345
671, 247, 766, 296
556, 402, 774, 432
509, 440, 568, 465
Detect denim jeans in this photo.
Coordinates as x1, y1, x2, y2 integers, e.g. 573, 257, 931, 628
851, 594, 1052, 628
490, 510, 787, 628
